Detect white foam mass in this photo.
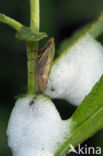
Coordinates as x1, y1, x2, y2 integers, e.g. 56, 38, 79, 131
7, 95, 69, 156
45, 34, 103, 106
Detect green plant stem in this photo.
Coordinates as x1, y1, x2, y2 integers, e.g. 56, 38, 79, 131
26, 0, 40, 95
26, 42, 38, 95
30, 0, 39, 33
0, 14, 22, 31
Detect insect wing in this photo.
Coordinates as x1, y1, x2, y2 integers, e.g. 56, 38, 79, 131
37, 38, 55, 93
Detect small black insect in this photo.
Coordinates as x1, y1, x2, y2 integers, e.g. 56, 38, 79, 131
29, 100, 35, 105
51, 88, 55, 92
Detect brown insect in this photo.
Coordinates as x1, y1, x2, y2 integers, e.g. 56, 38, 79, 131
37, 38, 55, 93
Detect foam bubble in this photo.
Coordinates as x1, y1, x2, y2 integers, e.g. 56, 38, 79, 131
7, 95, 70, 156
45, 34, 103, 106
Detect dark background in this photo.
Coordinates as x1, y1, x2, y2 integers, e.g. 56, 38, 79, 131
0, 0, 103, 155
